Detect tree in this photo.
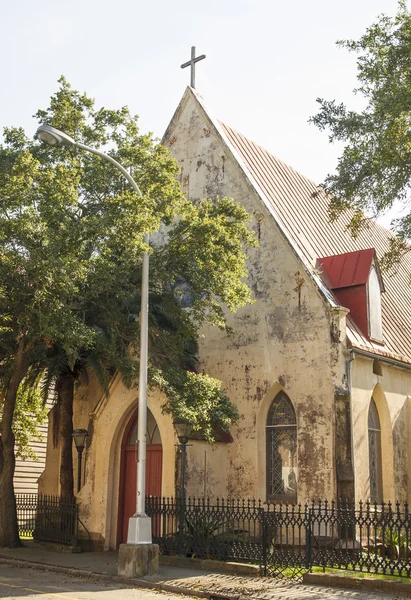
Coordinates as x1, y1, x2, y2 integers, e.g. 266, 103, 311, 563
13, 382, 48, 460
310, 1, 411, 265
0, 78, 256, 547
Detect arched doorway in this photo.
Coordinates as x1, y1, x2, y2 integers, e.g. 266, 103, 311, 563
117, 408, 162, 546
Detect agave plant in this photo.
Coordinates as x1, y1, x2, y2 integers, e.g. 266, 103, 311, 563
372, 527, 411, 560
185, 511, 229, 542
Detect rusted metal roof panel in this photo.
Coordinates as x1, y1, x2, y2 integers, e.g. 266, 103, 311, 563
219, 121, 411, 363
317, 249, 375, 289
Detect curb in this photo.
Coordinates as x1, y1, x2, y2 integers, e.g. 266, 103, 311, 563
160, 555, 260, 577
0, 555, 240, 600
303, 572, 411, 597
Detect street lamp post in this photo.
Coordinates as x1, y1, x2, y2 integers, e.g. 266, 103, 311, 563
36, 125, 152, 544
173, 420, 193, 503
72, 428, 88, 493
173, 419, 193, 544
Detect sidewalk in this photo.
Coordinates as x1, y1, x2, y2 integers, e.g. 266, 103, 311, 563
0, 542, 404, 600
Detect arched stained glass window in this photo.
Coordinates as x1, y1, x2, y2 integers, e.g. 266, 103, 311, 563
266, 391, 297, 500
368, 398, 383, 503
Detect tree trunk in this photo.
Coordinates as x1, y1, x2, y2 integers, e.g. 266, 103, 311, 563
0, 341, 29, 548
57, 370, 75, 501
0, 444, 20, 549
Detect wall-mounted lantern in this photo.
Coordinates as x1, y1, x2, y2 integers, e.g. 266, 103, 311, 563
72, 428, 88, 493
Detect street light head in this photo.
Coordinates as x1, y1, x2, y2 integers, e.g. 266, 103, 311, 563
72, 428, 89, 452
36, 125, 76, 147
173, 419, 194, 445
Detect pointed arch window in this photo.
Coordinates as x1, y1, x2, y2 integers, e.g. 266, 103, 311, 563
368, 398, 383, 503
128, 409, 162, 445
266, 391, 297, 500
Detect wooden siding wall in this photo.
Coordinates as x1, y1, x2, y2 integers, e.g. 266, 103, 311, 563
13, 402, 52, 494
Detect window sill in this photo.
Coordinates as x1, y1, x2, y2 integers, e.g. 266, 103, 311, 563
267, 495, 298, 505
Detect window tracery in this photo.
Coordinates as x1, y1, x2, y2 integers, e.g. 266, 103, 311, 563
368, 398, 383, 503
266, 391, 297, 500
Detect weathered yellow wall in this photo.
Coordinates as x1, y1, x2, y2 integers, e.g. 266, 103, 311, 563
351, 355, 411, 503
163, 90, 347, 504
38, 371, 178, 550
73, 375, 176, 549
186, 441, 228, 498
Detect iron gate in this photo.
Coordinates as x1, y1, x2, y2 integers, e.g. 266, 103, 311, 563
16, 494, 79, 546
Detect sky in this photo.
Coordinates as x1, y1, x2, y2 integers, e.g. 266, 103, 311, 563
0, 0, 401, 189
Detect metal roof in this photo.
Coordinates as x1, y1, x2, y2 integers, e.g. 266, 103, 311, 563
219, 121, 411, 364
317, 249, 376, 290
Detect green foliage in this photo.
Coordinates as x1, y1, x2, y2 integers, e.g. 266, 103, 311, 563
0, 76, 256, 442
0, 375, 48, 459
372, 526, 411, 559
153, 196, 255, 329
12, 383, 48, 460
154, 369, 240, 442
310, 2, 411, 262
184, 512, 234, 559
185, 511, 229, 540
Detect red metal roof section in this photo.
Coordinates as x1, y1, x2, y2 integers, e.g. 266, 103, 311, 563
317, 249, 376, 289
334, 286, 369, 339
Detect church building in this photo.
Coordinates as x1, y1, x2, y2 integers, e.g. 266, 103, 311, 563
39, 87, 411, 551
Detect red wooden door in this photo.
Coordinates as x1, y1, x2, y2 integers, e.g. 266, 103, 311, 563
120, 444, 163, 545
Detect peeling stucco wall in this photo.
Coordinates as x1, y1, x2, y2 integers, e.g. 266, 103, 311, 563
41, 371, 177, 550
163, 90, 348, 504
81, 378, 177, 549
351, 355, 411, 504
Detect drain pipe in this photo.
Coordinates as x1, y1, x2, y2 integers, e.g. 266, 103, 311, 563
346, 350, 356, 505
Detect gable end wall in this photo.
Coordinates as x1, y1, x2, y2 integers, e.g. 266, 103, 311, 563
163, 92, 349, 502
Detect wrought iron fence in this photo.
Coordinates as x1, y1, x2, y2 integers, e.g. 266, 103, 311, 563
16, 494, 78, 546
16, 493, 38, 538
146, 497, 411, 580
306, 499, 411, 579
147, 496, 264, 563
15, 494, 411, 577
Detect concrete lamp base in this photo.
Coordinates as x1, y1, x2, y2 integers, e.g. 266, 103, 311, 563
118, 543, 159, 577
127, 515, 152, 544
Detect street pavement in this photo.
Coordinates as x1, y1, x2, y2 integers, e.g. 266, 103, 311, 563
0, 563, 192, 599
0, 562, 406, 600
0, 543, 407, 600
